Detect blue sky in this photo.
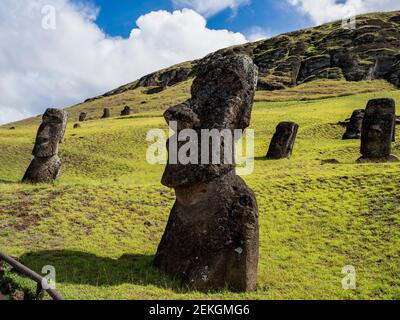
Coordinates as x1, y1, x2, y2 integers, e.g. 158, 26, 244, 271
74, 0, 312, 39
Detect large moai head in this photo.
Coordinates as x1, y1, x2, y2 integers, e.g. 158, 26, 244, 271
79, 112, 87, 122
343, 109, 365, 140
360, 98, 395, 159
266, 121, 299, 159
32, 108, 68, 158
121, 106, 131, 116
102, 108, 110, 119
161, 54, 258, 188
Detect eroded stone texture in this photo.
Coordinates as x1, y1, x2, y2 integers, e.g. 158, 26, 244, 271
266, 122, 299, 159
155, 54, 259, 292
22, 108, 68, 183
101, 108, 110, 119
121, 106, 130, 116
358, 98, 398, 162
161, 54, 259, 188
343, 109, 365, 140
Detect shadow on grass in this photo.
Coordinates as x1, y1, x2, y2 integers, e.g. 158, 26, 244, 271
19, 250, 182, 291
0, 179, 19, 185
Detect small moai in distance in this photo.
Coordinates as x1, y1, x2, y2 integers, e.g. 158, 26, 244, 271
73, 123, 80, 129
154, 54, 259, 292
22, 108, 68, 183
120, 106, 130, 116
342, 109, 365, 139
101, 108, 110, 119
79, 112, 87, 122
358, 98, 399, 163
266, 121, 299, 159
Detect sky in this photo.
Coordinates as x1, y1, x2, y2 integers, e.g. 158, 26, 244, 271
0, 0, 399, 125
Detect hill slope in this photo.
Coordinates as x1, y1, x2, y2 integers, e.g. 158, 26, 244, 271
0, 12, 400, 300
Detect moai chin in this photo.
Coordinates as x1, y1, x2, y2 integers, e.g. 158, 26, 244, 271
101, 108, 110, 119
343, 109, 365, 140
154, 54, 259, 292
266, 121, 299, 159
358, 98, 398, 162
22, 108, 68, 183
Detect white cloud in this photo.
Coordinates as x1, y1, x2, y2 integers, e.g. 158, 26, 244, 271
172, 0, 250, 17
245, 27, 272, 42
0, 1, 247, 125
288, 0, 400, 25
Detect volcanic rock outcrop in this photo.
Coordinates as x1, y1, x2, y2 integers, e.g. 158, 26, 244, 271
154, 54, 259, 292
358, 98, 398, 162
343, 109, 365, 139
266, 122, 299, 159
22, 108, 68, 183
84, 12, 400, 103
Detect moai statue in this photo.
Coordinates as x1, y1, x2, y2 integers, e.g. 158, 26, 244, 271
266, 122, 299, 159
101, 108, 110, 119
79, 112, 87, 122
342, 109, 365, 140
154, 54, 259, 292
120, 106, 130, 116
358, 98, 398, 162
22, 108, 68, 183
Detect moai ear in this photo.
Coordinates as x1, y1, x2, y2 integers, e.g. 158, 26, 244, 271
163, 100, 200, 131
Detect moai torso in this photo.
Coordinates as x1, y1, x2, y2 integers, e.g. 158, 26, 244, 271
359, 98, 398, 162
154, 54, 259, 292
22, 108, 68, 183
343, 109, 365, 140
266, 121, 299, 159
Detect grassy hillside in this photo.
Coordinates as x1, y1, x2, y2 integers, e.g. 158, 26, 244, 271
1, 80, 399, 299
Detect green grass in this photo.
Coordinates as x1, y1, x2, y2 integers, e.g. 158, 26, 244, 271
0, 81, 400, 300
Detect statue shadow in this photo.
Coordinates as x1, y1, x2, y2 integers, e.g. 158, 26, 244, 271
0, 179, 19, 185
254, 156, 269, 161
19, 250, 182, 291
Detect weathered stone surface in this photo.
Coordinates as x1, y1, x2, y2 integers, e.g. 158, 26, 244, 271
32, 108, 67, 158
120, 106, 130, 116
101, 108, 110, 119
22, 155, 62, 183
155, 171, 259, 292
162, 54, 259, 188
358, 98, 398, 162
155, 54, 259, 292
79, 112, 86, 122
22, 108, 67, 183
343, 109, 365, 139
266, 122, 299, 159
